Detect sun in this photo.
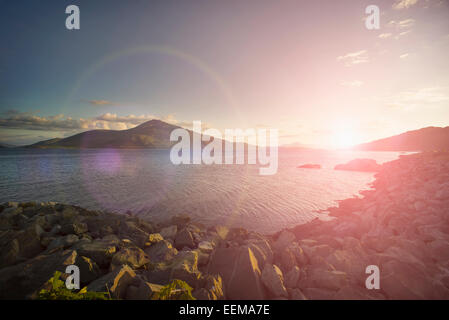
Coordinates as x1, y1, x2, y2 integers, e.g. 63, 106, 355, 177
331, 119, 356, 149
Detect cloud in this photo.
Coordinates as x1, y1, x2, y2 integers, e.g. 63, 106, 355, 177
340, 80, 364, 87
393, 0, 419, 10
379, 33, 392, 39
337, 50, 369, 67
88, 100, 116, 106
0, 110, 190, 132
399, 53, 410, 59
388, 19, 415, 29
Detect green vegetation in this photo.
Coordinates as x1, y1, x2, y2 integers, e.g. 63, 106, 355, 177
36, 271, 111, 300
153, 279, 196, 300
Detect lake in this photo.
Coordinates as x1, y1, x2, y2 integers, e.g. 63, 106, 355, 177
0, 148, 403, 233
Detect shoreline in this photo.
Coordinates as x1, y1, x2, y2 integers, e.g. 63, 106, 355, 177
1, 151, 449, 299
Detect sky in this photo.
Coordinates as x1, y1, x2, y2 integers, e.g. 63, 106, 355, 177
0, 0, 448, 147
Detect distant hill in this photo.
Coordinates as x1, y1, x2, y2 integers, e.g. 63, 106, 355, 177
26, 119, 248, 149
0, 142, 15, 148
27, 120, 190, 149
355, 126, 449, 151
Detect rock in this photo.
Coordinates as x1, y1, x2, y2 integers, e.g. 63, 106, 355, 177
0, 238, 20, 268
193, 288, 212, 300
144, 240, 178, 264
87, 265, 136, 299
174, 228, 195, 249
297, 164, 321, 169
0, 249, 77, 299
246, 239, 274, 268
302, 287, 336, 300
334, 159, 381, 172
288, 288, 307, 300
60, 222, 88, 235
261, 264, 288, 298
160, 225, 177, 240
288, 242, 308, 266
169, 250, 201, 286
111, 247, 150, 270
126, 281, 163, 300
307, 269, 347, 291
49, 224, 62, 236
47, 234, 79, 251
198, 241, 214, 253
15, 225, 44, 259
273, 230, 296, 252
147, 233, 163, 245
207, 247, 265, 299
278, 247, 296, 272
284, 266, 300, 289
75, 255, 101, 285
199, 274, 224, 300
73, 239, 117, 268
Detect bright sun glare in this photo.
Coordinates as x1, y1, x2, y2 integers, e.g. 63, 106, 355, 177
331, 120, 356, 149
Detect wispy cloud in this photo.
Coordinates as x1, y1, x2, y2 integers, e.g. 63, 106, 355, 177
393, 0, 419, 10
399, 53, 410, 59
379, 33, 393, 39
337, 50, 369, 67
388, 19, 415, 29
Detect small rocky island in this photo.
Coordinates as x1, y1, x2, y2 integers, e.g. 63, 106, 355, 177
1, 151, 449, 299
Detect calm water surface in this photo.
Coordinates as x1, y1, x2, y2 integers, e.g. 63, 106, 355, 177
0, 148, 402, 233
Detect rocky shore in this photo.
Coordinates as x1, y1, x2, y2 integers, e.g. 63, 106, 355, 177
1, 151, 449, 300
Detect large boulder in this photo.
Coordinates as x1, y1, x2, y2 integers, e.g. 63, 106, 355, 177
126, 281, 163, 300
0, 249, 77, 299
261, 264, 288, 298
111, 247, 150, 270
144, 240, 178, 264
169, 250, 201, 286
75, 255, 101, 285
47, 234, 79, 251
87, 265, 136, 299
174, 228, 195, 249
73, 239, 117, 268
207, 247, 265, 299
160, 225, 177, 240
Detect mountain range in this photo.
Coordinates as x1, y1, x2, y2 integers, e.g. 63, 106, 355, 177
354, 126, 449, 152
16, 121, 449, 151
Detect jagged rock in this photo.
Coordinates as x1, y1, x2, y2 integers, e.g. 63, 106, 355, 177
73, 239, 117, 268
306, 269, 347, 291
199, 274, 224, 300
47, 234, 79, 251
160, 225, 177, 239
174, 228, 195, 249
0, 238, 19, 268
246, 239, 274, 268
288, 242, 308, 266
0, 249, 77, 299
87, 265, 136, 299
111, 247, 150, 270
144, 240, 178, 264
147, 233, 164, 245
261, 264, 288, 298
278, 247, 296, 272
75, 255, 101, 285
302, 287, 335, 300
284, 266, 300, 289
273, 230, 296, 252
288, 288, 307, 300
60, 222, 88, 235
198, 241, 214, 253
169, 250, 201, 286
126, 281, 163, 300
171, 214, 191, 228
207, 246, 265, 299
